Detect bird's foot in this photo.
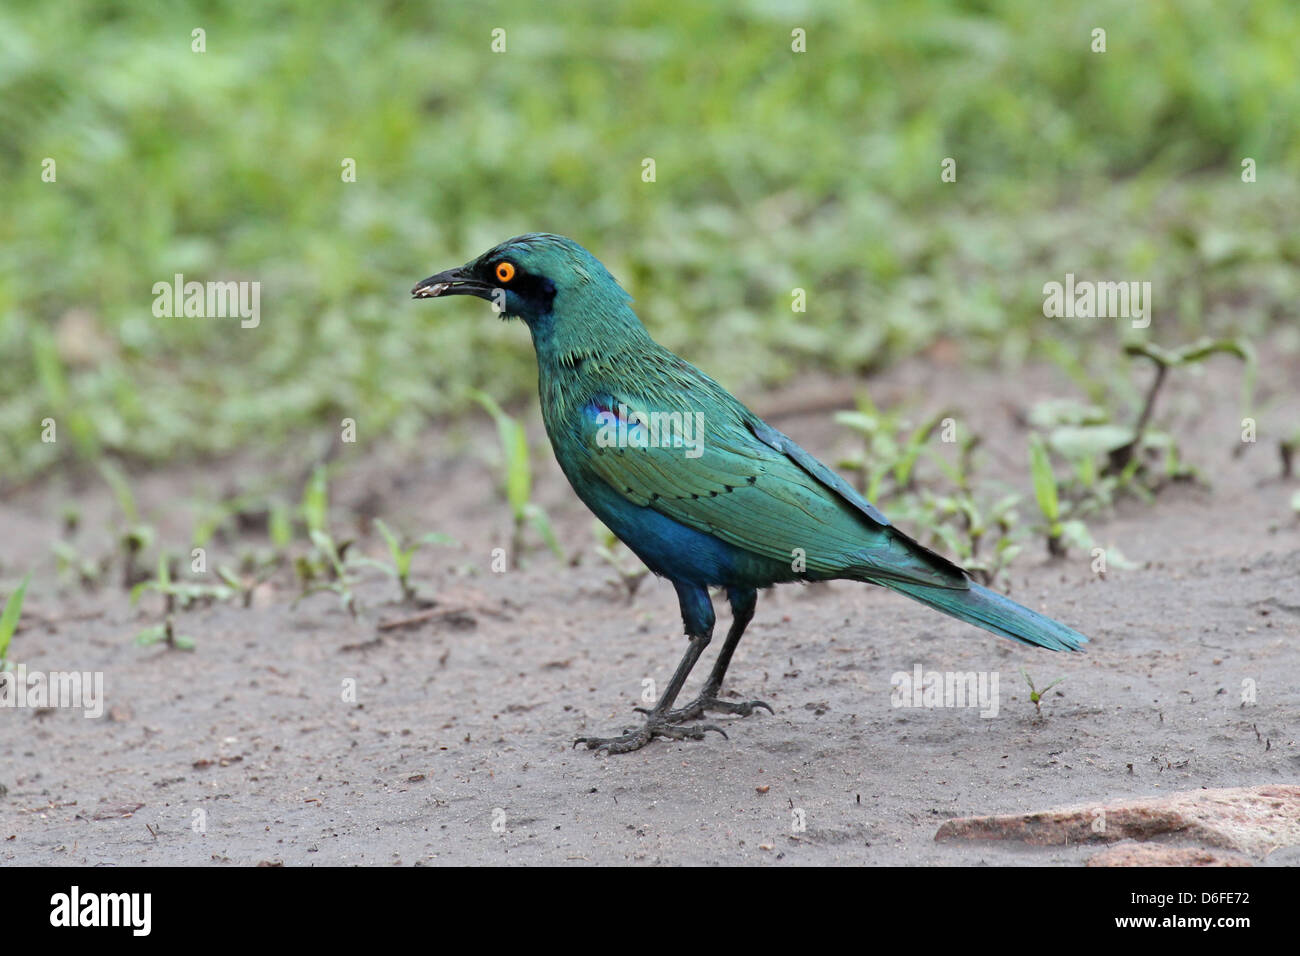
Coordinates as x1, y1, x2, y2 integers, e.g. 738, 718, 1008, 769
573, 717, 727, 754
636, 693, 774, 724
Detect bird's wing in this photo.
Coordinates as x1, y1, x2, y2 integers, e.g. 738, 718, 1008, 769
746, 417, 893, 526
581, 391, 966, 588
745, 417, 968, 581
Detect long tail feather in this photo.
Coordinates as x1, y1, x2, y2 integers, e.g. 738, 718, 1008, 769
884, 580, 1088, 652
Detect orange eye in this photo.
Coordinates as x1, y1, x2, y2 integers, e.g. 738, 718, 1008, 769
495, 261, 516, 283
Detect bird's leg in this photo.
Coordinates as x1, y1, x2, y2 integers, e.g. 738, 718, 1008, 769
575, 582, 727, 754
645, 587, 773, 723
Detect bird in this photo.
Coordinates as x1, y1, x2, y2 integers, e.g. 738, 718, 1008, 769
413, 233, 1088, 753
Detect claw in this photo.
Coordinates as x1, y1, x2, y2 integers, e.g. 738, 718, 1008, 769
573, 719, 727, 754
639, 695, 774, 724
665, 722, 728, 741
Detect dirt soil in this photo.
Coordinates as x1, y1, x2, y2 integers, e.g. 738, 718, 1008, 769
2, 349, 1298, 866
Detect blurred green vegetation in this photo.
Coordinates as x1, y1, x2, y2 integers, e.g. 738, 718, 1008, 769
2, 0, 1298, 482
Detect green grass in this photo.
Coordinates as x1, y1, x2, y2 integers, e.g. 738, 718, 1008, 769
0, 574, 29, 666
2, 0, 1298, 483
471, 389, 563, 563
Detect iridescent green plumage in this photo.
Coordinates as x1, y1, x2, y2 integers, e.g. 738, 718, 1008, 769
414, 234, 1089, 752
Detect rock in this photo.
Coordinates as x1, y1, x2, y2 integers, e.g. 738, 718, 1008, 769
1086, 842, 1253, 867
934, 784, 1300, 858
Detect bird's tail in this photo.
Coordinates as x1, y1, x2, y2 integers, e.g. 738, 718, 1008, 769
883, 580, 1088, 652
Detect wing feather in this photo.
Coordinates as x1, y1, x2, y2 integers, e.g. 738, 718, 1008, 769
580, 392, 966, 588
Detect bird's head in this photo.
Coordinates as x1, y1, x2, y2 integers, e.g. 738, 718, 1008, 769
411, 233, 634, 332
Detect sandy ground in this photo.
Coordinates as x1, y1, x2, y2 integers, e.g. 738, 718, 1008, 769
2, 352, 1298, 866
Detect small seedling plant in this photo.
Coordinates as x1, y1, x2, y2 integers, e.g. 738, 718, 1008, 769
470, 389, 563, 564
134, 615, 197, 652
0, 574, 30, 671
364, 519, 454, 604
291, 465, 361, 616
99, 460, 157, 589
1021, 668, 1065, 718
835, 392, 954, 502
130, 554, 234, 650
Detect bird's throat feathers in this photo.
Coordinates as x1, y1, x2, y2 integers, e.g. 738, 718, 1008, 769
531, 303, 661, 426
521, 258, 658, 416
525, 275, 652, 367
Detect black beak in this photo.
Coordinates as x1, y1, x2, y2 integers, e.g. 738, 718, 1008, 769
411, 265, 493, 300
